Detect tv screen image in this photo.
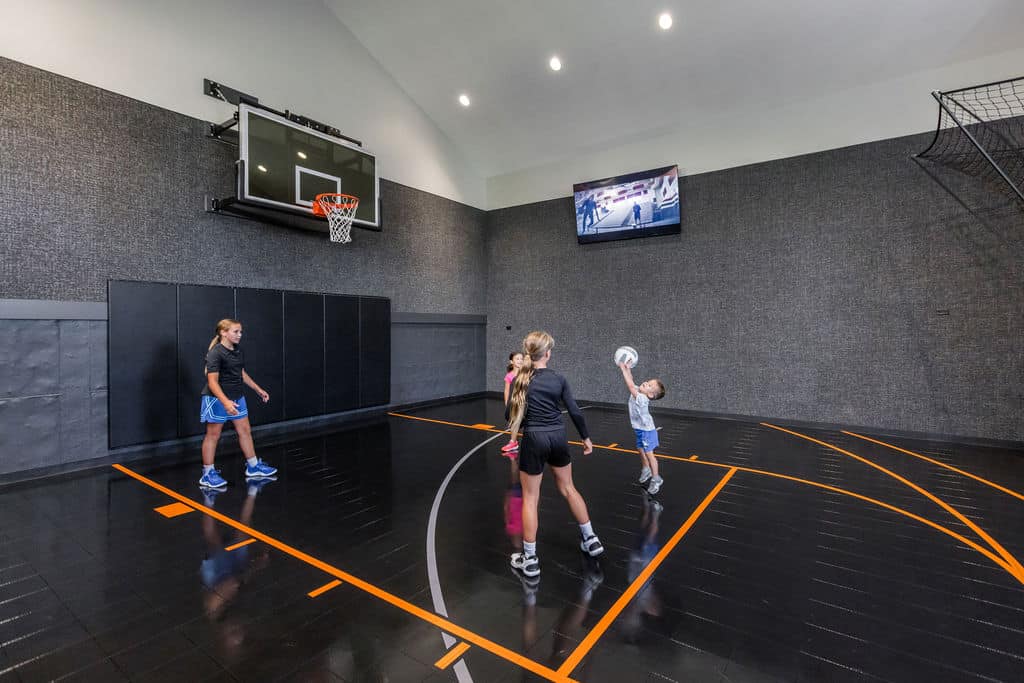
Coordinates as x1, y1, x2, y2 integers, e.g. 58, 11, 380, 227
574, 165, 680, 244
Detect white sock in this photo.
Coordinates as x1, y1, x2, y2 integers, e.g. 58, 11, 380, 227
246, 456, 258, 466
203, 464, 214, 474
580, 521, 594, 538
523, 541, 537, 557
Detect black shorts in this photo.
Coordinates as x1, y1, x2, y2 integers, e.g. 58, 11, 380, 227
518, 428, 571, 476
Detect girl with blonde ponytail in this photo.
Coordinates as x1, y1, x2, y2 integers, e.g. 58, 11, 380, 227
198, 318, 276, 491
507, 331, 603, 579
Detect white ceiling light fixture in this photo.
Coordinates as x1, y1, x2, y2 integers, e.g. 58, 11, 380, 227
658, 12, 673, 30
549, 56, 562, 72
458, 93, 471, 107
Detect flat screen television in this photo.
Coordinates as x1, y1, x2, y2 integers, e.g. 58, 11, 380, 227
574, 165, 680, 244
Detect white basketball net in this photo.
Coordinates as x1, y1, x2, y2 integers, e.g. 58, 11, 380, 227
317, 194, 359, 244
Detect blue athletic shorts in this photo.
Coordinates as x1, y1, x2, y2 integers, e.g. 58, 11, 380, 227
634, 428, 659, 452
200, 395, 248, 423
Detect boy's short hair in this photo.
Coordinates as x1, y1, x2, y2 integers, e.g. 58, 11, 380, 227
651, 380, 666, 400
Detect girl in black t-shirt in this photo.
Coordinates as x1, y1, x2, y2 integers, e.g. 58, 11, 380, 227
199, 319, 276, 490
506, 331, 603, 578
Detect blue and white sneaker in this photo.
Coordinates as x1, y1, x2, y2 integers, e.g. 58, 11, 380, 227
244, 459, 277, 478
199, 469, 227, 490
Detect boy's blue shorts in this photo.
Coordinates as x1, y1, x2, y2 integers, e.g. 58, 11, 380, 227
200, 395, 248, 423
634, 428, 659, 452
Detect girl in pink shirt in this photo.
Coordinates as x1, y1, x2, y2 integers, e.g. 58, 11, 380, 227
502, 352, 524, 454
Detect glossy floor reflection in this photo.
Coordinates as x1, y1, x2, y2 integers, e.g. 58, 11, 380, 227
1, 397, 1023, 682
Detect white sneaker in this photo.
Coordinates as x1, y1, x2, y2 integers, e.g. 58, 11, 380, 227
639, 467, 652, 484
580, 535, 604, 557
511, 552, 540, 577
647, 476, 664, 496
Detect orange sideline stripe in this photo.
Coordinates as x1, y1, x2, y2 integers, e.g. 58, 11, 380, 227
843, 430, 1024, 503
468, 423, 495, 430
435, 641, 471, 670
557, 467, 737, 676
308, 579, 343, 598
386, 411, 1024, 584
607, 443, 617, 448
112, 464, 578, 683
762, 423, 1024, 580
225, 538, 257, 551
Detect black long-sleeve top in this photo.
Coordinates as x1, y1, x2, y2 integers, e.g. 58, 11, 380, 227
510, 368, 589, 439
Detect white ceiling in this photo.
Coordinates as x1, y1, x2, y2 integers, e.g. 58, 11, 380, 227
326, 0, 1024, 178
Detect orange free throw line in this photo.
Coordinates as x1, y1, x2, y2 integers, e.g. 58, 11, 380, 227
111, 464, 576, 683
225, 538, 257, 551
762, 423, 1024, 580
557, 467, 737, 677
843, 430, 1024, 503
434, 641, 471, 670
308, 579, 343, 598
386, 412, 1024, 583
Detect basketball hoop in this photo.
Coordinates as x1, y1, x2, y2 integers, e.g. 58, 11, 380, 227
312, 193, 360, 244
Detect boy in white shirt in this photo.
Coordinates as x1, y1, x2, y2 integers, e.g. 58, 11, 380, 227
617, 362, 667, 494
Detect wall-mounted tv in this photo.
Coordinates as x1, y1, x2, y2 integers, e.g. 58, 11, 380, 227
574, 165, 680, 244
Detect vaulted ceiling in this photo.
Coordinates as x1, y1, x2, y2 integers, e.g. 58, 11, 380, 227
326, 0, 1024, 177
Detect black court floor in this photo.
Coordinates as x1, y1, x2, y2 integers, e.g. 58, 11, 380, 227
1, 397, 1022, 682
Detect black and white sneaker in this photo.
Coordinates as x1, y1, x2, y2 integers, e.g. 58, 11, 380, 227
511, 552, 540, 577
580, 535, 604, 557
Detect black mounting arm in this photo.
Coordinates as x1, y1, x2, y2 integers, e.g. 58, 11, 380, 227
203, 78, 362, 147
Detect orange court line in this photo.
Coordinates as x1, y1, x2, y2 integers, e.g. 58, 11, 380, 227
843, 430, 1024, 503
225, 538, 257, 551
468, 423, 495, 430
386, 410, 1024, 585
154, 502, 194, 518
388, 412, 510, 435
761, 423, 1024, 580
434, 641, 471, 670
607, 443, 617, 448
112, 464, 578, 683
557, 467, 737, 677
308, 579, 343, 598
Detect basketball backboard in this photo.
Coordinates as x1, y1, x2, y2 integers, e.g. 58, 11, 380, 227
238, 104, 379, 227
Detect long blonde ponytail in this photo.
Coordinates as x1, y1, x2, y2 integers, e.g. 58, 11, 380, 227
507, 331, 555, 439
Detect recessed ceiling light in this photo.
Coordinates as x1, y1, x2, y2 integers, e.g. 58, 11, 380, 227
296, 151, 307, 159
549, 56, 562, 71
659, 12, 673, 30
257, 164, 268, 172
458, 93, 471, 107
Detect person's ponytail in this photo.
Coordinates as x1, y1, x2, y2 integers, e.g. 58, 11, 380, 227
506, 331, 555, 439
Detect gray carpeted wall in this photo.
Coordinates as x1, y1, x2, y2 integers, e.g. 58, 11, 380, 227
0, 57, 487, 474
486, 135, 1024, 443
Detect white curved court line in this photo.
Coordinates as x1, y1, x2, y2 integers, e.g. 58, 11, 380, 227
426, 430, 505, 683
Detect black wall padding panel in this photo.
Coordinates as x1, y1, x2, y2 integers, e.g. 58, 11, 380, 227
325, 295, 360, 413
359, 297, 391, 407
235, 288, 284, 426
176, 285, 235, 437
283, 291, 325, 419
108, 281, 179, 447
109, 279, 390, 447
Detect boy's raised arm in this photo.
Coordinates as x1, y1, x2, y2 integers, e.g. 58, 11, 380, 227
618, 362, 640, 398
